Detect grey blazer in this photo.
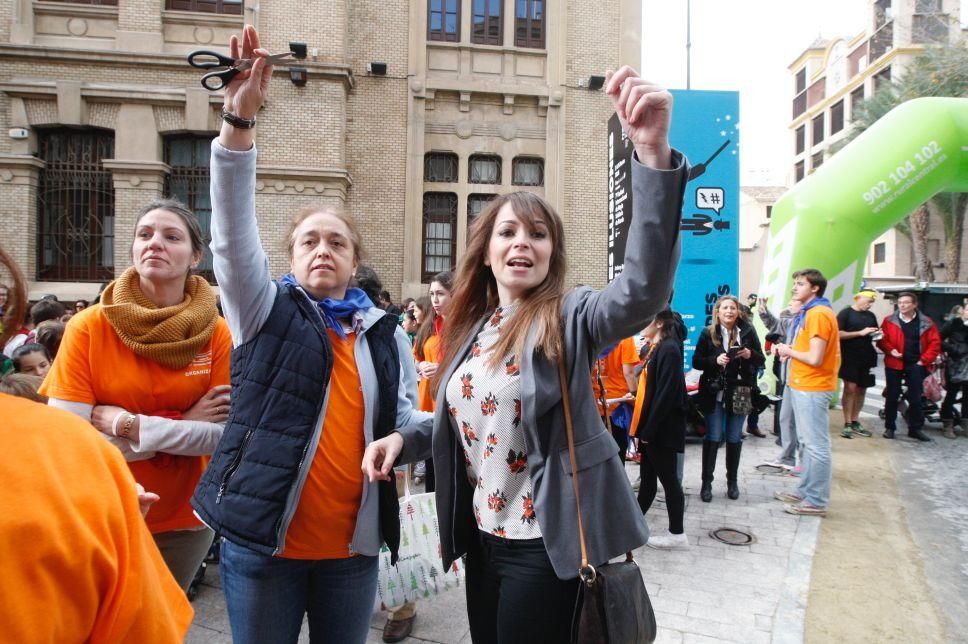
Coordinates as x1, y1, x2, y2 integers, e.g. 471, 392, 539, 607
398, 150, 688, 579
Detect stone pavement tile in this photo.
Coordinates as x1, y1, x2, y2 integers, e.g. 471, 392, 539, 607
656, 627, 685, 643
681, 634, 734, 644
754, 613, 774, 632
655, 609, 765, 642
185, 623, 233, 644
749, 542, 791, 557
652, 595, 689, 616
368, 584, 469, 644
686, 603, 755, 627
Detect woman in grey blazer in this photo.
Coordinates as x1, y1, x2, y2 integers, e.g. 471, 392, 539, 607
363, 66, 687, 643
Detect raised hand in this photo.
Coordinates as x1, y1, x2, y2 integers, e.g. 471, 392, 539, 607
605, 66, 672, 169
224, 25, 273, 120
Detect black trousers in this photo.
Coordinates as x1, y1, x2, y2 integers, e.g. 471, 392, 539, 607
637, 442, 685, 534
884, 364, 926, 432
941, 381, 968, 420
465, 532, 579, 644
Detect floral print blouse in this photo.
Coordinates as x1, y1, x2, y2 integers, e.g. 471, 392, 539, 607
445, 302, 541, 539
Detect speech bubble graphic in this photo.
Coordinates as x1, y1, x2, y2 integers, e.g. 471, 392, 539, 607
696, 187, 725, 214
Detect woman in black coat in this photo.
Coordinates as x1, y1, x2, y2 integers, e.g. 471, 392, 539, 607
940, 307, 968, 437
692, 296, 764, 502
632, 310, 688, 549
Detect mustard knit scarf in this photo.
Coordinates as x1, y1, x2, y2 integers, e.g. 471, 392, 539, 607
101, 267, 218, 370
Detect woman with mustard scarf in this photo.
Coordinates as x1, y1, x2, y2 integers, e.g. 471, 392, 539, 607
40, 199, 233, 592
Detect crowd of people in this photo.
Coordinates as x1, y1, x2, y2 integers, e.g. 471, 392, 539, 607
0, 22, 965, 644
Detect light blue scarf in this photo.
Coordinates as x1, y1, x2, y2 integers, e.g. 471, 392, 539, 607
790, 296, 833, 343
280, 273, 374, 339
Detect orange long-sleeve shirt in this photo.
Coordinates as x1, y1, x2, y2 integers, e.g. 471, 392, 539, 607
0, 393, 193, 642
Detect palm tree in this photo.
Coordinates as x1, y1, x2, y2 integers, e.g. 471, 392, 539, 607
838, 43, 968, 281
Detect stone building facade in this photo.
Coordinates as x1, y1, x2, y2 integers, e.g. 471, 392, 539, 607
0, 0, 641, 302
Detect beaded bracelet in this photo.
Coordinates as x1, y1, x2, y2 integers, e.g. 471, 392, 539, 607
221, 107, 257, 129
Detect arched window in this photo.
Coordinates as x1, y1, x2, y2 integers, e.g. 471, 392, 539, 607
469, 154, 501, 184
512, 157, 544, 186
37, 128, 115, 281
424, 152, 459, 183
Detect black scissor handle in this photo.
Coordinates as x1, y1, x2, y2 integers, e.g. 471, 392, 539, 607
187, 49, 237, 69
200, 68, 240, 91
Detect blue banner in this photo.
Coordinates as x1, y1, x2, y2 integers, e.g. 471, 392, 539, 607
669, 90, 740, 369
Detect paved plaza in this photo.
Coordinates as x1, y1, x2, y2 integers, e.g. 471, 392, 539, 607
189, 406, 816, 644
186, 403, 968, 643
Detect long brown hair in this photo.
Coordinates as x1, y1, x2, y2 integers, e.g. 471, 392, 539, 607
414, 271, 453, 361
432, 192, 566, 394
0, 245, 28, 349
708, 295, 747, 349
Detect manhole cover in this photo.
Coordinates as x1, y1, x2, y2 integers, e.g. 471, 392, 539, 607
755, 464, 787, 475
709, 527, 756, 546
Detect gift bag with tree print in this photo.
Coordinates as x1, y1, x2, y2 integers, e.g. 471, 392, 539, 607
376, 468, 465, 609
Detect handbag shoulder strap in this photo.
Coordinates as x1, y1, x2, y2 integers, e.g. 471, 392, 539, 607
556, 357, 592, 575
558, 353, 637, 583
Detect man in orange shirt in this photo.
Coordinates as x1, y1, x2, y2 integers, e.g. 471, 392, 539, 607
773, 269, 840, 517
592, 336, 640, 460
0, 393, 193, 642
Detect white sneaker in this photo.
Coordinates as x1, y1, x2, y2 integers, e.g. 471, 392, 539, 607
646, 532, 689, 550
759, 460, 793, 471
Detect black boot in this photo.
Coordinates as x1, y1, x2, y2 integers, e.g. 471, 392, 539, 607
725, 442, 742, 500
700, 440, 718, 502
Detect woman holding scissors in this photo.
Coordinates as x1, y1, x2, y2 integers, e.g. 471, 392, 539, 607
362, 66, 688, 641
190, 26, 427, 644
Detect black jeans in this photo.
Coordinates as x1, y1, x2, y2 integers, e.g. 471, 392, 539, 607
637, 443, 685, 534
465, 532, 579, 643
884, 364, 925, 432
941, 381, 968, 420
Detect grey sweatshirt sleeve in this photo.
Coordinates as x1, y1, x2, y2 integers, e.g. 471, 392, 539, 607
581, 150, 688, 348
394, 326, 432, 427
210, 139, 277, 347
758, 306, 782, 335
132, 416, 224, 456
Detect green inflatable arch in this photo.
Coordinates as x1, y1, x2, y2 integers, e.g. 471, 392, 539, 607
757, 97, 968, 314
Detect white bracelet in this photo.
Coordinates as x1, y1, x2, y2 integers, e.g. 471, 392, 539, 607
111, 411, 125, 437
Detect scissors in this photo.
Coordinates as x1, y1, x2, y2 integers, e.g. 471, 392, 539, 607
187, 50, 295, 91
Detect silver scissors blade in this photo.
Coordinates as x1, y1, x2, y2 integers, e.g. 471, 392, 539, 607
234, 52, 296, 72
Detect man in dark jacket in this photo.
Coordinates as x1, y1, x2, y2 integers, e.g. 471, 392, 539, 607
877, 292, 942, 441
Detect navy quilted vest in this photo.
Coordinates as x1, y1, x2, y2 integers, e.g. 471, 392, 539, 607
192, 282, 402, 559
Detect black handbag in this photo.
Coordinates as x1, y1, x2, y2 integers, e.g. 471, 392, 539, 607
727, 384, 753, 415
557, 359, 657, 644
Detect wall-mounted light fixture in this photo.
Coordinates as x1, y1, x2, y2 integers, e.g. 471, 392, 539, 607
289, 67, 308, 86
587, 75, 606, 91
289, 42, 307, 59
367, 62, 388, 76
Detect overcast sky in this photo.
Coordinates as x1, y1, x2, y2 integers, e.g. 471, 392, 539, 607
641, 0, 967, 186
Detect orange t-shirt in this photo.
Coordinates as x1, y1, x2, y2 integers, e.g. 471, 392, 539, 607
283, 329, 366, 559
0, 393, 193, 642
39, 304, 232, 533
414, 333, 441, 412
591, 337, 639, 413
789, 305, 842, 392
